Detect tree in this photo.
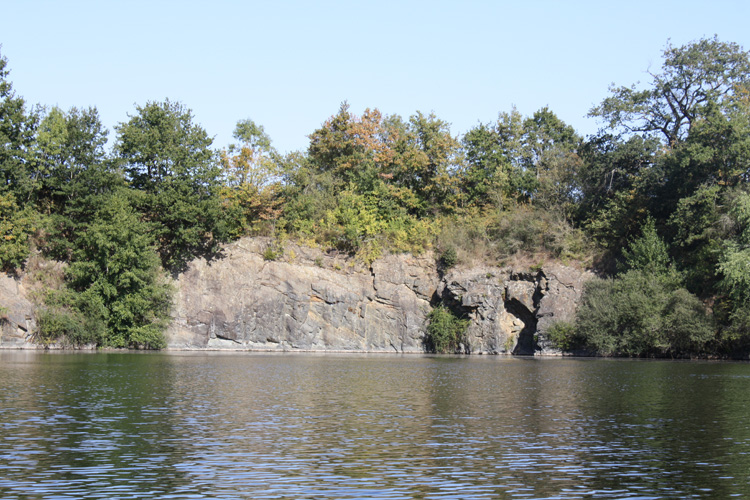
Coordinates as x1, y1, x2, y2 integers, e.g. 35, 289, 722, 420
307, 102, 388, 190
63, 194, 171, 348
115, 100, 225, 272
590, 36, 750, 146
522, 107, 582, 212
462, 108, 536, 207
397, 111, 463, 213
0, 192, 36, 271
621, 217, 672, 275
462, 107, 581, 211
657, 100, 750, 205
219, 119, 283, 238
35, 106, 122, 260
0, 49, 38, 203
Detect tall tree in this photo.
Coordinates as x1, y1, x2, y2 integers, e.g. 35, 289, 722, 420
58, 193, 172, 349
219, 118, 283, 238
0, 50, 38, 203
36, 106, 122, 259
590, 36, 750, 146
115, 100, 225, 272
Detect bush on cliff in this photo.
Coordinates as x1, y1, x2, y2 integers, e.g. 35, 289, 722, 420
426, 306, 469, 353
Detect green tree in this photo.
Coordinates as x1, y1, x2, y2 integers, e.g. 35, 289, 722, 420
0, 50, 38, 203
0, 192, 37, 271
590, 36, 750, 145
461, 108, 536, 207
35, 106, 123, 260
667, 184, 724, 293
522, 107, 582, 212
393, 111, 463, 213
64, 194, 172, 348
115, 100, 226, 272
621, 217, 672, 275
219, 119, 283, 238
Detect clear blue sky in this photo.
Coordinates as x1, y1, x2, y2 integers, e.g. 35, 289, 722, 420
2, 1, 749, 154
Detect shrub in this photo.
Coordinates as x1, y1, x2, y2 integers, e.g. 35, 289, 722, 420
262, 247, 279, 261
35, 307, 105, 346
575, 270, 713, 356
426, 306, 469, 353
440, 246, 458, 269
546, 321, 583, 351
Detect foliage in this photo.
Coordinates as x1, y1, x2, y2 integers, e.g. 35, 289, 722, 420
546, 321, 583, 351
3, 38, 750, 355
65, 194, 171, 348
435, 204, 593, 267
34, 194, 172, 349
590, 36, 750, 145
576, 271, 713, 356
0, 49, 39, 203
0, 192, 37, 271
35, 306, 105, 346
426, 306, 469, 353
621, 217, 672, 274
219, 119, 283, 238
439, 246, 458, 269
115, 99, 226, 272
35, 106, 123, 260
667, 184, 724, 293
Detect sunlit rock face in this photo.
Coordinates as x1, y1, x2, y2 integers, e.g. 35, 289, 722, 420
439, 265, 593, 355
167, 237, 593, 355
0, 237, 592, 353
167, 238, 438, 352
0, 274, 36, 348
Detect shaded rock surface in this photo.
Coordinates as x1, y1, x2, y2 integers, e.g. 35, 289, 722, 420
167, 238, 593, 354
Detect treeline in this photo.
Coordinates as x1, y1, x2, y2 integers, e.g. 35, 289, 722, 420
1, 36, 750, 356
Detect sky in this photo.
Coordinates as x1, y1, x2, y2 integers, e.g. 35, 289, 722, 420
2, 1, 750, 154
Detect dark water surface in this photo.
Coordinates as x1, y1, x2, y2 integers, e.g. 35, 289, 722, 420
1, 352, 750, 499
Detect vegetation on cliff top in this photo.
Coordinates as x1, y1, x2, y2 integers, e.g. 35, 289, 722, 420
2, 36, 750, 356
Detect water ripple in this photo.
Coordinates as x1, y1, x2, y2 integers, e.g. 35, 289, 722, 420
1, 352, 750, 498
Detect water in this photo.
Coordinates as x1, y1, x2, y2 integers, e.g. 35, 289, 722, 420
1, 352, 749, 499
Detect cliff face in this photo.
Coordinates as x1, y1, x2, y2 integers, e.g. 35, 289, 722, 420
167, 239, 438, 352
439, 264, 592, 354
167, 238, 593, 354
0, 273, 37, 348
0, 237, 593, 352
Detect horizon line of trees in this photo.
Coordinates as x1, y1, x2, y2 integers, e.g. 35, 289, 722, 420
2, 36, 750, 356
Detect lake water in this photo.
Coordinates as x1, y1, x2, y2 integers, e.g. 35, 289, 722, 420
1, 351, 749, 499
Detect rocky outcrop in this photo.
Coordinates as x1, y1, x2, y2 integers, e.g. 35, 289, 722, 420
167, 238, 439, 352
0, 237, 593, 353
438, 264, 593, 354
167, 238, 593, 354
0, 274, 36, 348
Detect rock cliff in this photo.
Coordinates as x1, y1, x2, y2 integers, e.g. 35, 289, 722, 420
167, 238, 593, 354
0, 237, 593, 352
0, 273, 37, 348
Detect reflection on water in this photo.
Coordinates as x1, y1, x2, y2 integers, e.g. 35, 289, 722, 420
1, 351, 750, 499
